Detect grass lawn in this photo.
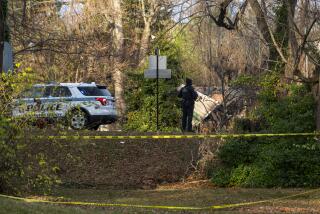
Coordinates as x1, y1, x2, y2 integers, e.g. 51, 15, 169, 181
1, 183, 320, 213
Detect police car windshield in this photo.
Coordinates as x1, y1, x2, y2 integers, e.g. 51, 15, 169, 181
78, 86, 109, 96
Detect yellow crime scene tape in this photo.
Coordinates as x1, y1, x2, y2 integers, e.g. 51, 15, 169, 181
0, 188, 319, 211
19, 132, 320, 140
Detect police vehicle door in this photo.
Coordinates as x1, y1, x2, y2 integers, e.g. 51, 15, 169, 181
43, 86, 72, 117
12, 87, 40, 117
33, 86, 50, 118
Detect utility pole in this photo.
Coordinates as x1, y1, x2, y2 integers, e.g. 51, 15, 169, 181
0, 0, 5, 73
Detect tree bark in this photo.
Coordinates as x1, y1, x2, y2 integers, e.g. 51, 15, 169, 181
138, 18, 151, 66
138, 0, 156, 67
248, 0, 287, 65
284, 0, 298, 80
248, 0, 271, 45
317, 73, 320, 130
0, 0, 4, 73
112, 0, 126, 117
299, 0, 310, 77
22, 0, 27, 25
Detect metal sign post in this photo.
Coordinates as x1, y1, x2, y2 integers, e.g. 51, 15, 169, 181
144, 49, 171, 132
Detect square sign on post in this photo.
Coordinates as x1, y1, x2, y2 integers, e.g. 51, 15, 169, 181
149, 55, 167, 69
144, 49, 172, 131
144, 69, 171, 79
144, 56, 171, 79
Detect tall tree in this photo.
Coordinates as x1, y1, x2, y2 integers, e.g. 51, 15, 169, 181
0, 0, 7, 73
111, 0, 126, 117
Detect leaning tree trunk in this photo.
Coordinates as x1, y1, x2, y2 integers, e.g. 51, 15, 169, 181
248, 0, 287, 67
137, 0, 155, 67
284, 0, 298, 80
112, 0, 126, 117
138, 19, 151, 67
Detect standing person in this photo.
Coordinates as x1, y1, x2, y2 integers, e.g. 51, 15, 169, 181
178, 78, 198, 132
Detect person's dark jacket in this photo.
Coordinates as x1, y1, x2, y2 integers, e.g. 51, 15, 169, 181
178, 84, 198, 107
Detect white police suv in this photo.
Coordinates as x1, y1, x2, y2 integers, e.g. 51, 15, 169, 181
12, 82, 117, 130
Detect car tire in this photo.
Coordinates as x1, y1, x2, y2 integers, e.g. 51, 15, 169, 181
68, 109, 88, 130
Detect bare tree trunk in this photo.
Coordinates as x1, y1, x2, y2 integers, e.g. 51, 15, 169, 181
317, 76, 320, 130
284, 0, 298, 80
0, 0, 4, 73
22, 0, 27, 25
138, 0, 155, 67
112, 0, 126, 117
248, 0, 271, 45
138, 20, 151, 66
248, 0, 287, 65
220, 66, 227, 131
300, 0, 310, 77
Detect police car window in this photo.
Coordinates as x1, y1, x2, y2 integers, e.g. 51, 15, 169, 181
45, 86, 72, 97
59, 87, 72, 97
78, 87, 104, 96
32, 87, 46, 98
97, 86, 112, 96
19, 88, 33, 98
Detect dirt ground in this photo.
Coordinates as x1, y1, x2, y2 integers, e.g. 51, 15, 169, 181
15, 130, 320, 213
20, 133, 201, 188
19, 180, 320, 213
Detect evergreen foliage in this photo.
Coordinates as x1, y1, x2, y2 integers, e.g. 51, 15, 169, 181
125, 40, 184, 131
211, 71, 318, 187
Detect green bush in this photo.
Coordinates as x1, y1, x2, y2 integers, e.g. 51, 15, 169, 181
218, 138, 261, 167
0, 68, 59, 195
258, 140, 320, 187
212, 138, 320, 187
124, 40, 184, 132
257, 84, 315, 133
210, 168, 231, 187
211, 80, 319, 188
0, 117, 20, 193
125, 74, 182, 132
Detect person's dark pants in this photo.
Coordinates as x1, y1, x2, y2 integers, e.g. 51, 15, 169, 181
182, 105, 194, 132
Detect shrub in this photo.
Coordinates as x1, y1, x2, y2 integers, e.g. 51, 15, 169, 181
0, 117, 20, 193
0, 67, 59, 195
124, 40, 184, 132
218, 138, 261, 167
211, 81, 319, 188
212, 138, 320, 187
211, 168, 231, 187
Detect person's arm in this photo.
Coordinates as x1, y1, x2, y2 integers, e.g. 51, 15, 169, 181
192, 89, 198, 101
178, 88, 182, 98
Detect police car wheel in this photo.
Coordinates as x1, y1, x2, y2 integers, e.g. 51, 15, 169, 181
69, 110, 88, 130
